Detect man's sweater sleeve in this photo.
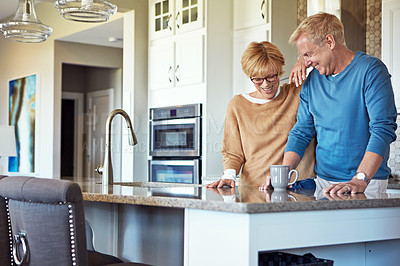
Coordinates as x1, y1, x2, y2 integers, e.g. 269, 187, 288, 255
364, 60, 397, 157
285, 80, 316, 158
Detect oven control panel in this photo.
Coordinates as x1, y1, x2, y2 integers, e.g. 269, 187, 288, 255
150, 103, 201, 120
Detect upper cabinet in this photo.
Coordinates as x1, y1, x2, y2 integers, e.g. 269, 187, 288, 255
149, 0, 175, 39
149, 0, 204, 40
233, 0, 298, 95
234, 0, 269, 30
148, 33, 204, 91
176, 0, 204, 33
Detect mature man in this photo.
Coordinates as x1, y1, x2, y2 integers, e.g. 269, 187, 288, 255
283, 12, 397, 194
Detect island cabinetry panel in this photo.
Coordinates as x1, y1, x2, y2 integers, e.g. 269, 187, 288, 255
184, 207, 400, 266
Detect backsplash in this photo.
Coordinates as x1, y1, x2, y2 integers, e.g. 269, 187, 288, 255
388, 115, 400, 179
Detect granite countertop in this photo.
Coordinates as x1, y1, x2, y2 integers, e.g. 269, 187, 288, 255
79, 180, 400, 214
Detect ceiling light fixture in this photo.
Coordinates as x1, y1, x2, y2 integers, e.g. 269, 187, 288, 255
54, 0, 117, 23
0, 0, 53, 43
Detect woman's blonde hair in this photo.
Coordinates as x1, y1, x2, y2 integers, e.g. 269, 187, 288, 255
289, 12, 345, 46
241, 41, 285, 78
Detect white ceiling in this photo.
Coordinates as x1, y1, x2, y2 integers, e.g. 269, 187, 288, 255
0, 0, 53, 21
58, 18, 123, 48
0, 0, 19, 21
0, 0, 123, 48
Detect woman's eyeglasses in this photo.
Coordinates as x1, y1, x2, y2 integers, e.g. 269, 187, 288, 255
250, 74, 278, 84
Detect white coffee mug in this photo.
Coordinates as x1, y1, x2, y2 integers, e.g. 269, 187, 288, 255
270, 165, 299, 191
271, 190, 298, 202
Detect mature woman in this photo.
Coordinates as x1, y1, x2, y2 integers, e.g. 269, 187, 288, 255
207, 41, 315, 188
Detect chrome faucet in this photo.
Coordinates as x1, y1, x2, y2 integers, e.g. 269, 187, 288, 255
95, 109, 138, 185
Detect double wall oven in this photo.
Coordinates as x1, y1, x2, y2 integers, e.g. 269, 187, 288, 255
149, 104, 202, 184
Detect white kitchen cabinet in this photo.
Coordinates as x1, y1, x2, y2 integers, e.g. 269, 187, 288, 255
233, 0, 298, 95
148, 33, 204, 91
233, 27, 270, 95
149, 0, 204, 40
234, 0, 269, 30
175, 34, 204, 87
382, 0, 400, 112
175, 0, 204, 34
148, 41, 175, 90
148, 0, 234, 179
149, 0, 175, 39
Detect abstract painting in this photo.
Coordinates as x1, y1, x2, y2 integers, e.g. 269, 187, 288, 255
8, 74, 36, 173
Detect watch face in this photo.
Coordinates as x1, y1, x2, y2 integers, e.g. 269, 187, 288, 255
356, 172, 367, 179
356, 172, 369, 184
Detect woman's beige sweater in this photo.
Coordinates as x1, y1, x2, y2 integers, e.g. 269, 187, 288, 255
222, 83, 316, 186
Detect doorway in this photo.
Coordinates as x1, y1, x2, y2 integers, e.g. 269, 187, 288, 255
86, 88, 115, 179
60, 63, 121, 181
61, 92, 84, 179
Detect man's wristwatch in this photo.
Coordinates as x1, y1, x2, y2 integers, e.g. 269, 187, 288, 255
355, 172, 370, 185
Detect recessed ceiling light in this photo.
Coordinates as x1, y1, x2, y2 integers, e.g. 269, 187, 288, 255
108, 37, 123, 42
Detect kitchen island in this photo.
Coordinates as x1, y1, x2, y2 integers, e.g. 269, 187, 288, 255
80, 181, 400, 266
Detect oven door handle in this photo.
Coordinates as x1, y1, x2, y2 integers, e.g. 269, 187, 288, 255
150, 160, 197, 166
151, 117, 199, 126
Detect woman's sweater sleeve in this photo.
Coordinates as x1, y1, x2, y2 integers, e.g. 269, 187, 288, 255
221, 98, 245, 174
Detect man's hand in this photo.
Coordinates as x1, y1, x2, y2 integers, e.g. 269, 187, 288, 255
323, 178, 368, 194
206, 178, 235, 188
323, 191, 367, 201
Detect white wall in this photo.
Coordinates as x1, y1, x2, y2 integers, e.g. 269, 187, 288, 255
0, 2, 126, 178
204, 0, 234, 178
0, 3, 58, 177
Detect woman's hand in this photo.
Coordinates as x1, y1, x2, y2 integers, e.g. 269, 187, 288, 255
206, 186, 236, 196
258, 176, 272, 191
289, 56, 307, 87
206, 178, 235, 188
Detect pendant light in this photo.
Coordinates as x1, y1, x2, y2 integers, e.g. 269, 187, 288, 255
0, 0, 53, 43
54, 0, 117, 23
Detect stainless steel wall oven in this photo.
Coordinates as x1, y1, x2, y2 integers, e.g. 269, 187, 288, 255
149, 104, 202, 184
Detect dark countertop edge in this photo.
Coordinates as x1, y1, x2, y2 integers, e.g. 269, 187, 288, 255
82, 193, 400, 214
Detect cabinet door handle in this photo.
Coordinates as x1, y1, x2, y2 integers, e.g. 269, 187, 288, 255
260, 0, 265, 20
168, 66, 173, 83
167, 14, 172, 31
175, 65, 180, 82
175, 11, 180, 29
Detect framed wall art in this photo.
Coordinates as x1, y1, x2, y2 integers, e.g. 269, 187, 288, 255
8, 74, 37, 173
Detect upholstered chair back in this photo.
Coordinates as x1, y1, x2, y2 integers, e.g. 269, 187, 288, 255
0, 176, 88, 266
0, 175, 11, 265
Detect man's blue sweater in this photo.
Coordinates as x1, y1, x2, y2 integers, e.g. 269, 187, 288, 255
285, 51, 397, 182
